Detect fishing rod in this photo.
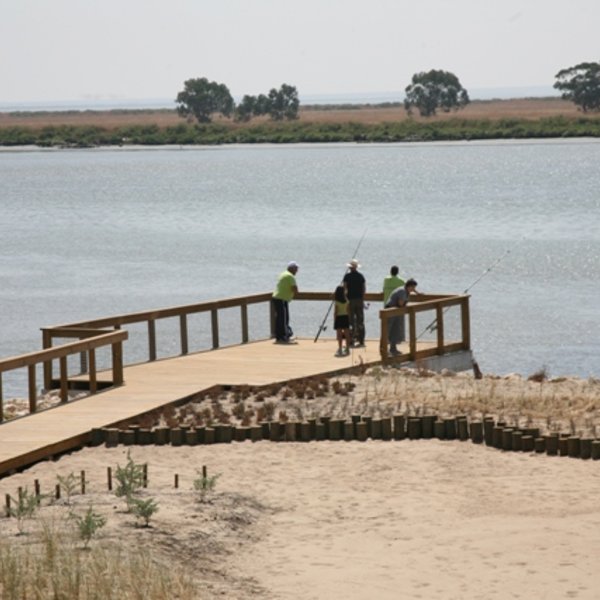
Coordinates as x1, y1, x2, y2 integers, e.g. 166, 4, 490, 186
313, 228, 368, 342
417, 239, 524, 340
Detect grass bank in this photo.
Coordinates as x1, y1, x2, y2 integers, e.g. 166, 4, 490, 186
1, 115, 600, 147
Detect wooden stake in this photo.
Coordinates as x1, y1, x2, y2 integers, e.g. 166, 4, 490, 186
202, 465, 207, 479
5, 494, 10, 517
80, 470, 86, 494
55, 484, 61, 500
107, 466, 112, 491
143, 463, 148, 487
174, 473, 179, 488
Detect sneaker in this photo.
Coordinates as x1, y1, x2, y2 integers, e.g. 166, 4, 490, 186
343, 347, 350, 355
390, 347, 401, 356
335, 349, 344, 357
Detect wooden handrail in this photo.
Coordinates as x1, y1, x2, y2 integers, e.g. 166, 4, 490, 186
379, 294, 470, 361
1, 289, 470, 422
0, 330, 127, 372
0, 329, 128, 422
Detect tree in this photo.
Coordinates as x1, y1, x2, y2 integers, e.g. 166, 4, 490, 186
267, 84, 300, 120
175, 78, 234, 123
554, 62, 600, 112
234, 95, 257, 122
404, 70, 470, 117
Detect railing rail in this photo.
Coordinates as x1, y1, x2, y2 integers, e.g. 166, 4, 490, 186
379, 294, 470, 361
0, 330, 127, 422
0, 289, 469, 422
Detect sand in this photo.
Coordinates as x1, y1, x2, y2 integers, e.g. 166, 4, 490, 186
1, 368, 600, 599
0, 441, 598, 599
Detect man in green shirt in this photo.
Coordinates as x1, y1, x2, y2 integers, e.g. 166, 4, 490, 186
382, 265, 405, 305
272, 261, 299, 343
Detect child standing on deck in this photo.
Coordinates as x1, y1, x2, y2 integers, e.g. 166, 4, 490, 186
334, 285, 351, 357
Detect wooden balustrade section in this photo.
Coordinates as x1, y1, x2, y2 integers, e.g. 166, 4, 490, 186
1, 290, 469, 422
0, 330, 127, 422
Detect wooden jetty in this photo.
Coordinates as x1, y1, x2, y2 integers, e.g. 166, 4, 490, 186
0, 291, 471, 476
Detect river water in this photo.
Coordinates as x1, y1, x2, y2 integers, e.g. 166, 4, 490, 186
1, 140, 599, 396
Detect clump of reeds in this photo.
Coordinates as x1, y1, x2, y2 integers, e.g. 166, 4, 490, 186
0, 520, 197, 599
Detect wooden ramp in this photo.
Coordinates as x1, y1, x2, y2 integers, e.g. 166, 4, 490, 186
0, 337, 433, 476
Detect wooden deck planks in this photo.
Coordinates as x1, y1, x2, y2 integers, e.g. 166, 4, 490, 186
0, 337, 430, 475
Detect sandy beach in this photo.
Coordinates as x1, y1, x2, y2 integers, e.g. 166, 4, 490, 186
1, 369, 599, 598
0, 440, 599, 599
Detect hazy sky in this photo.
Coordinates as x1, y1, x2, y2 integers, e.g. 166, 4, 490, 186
1, 0, 599, 103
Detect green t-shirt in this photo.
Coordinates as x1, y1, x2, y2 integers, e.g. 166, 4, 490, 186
273, 270, 297, 302
335, 300, 348, 316
383, 275, 405, 304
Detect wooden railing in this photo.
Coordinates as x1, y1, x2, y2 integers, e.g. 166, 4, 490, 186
379, 293, 470, 361
0, 290, 470, 421
0, 330, 127, 422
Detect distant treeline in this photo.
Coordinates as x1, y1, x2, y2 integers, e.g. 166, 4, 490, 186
1, 116, 600, 147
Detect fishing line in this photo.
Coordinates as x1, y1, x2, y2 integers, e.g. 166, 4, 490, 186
417, 236, 527, 340
313, 228, 368, 342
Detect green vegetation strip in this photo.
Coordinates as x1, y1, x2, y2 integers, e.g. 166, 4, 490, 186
2, 116, 600, 147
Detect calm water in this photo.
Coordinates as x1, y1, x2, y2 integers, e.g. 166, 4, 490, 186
1, 140, 599, 396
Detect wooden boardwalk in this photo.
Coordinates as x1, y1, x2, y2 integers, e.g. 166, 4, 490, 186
0, 337, 434, 476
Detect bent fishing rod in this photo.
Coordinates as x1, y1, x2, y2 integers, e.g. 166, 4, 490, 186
417, 239, 524, 340
313, 228, 368, 342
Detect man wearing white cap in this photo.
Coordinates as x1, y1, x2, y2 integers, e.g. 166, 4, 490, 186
343, 258, 366, 346
272, 261, 299, 343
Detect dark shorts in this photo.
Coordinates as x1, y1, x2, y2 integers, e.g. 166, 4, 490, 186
334, 315, 350, 330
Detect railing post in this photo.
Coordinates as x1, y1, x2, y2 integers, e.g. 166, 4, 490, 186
42, 329, 53, 391
28, 365, 37, 414
211, 309, 219, 349
179, 314, 189, 355
461, 296, 471, 350
379, 309, 389, 360
148, 320, 157, 361
88, 349, 97, 394
79, 351, 88, 375
241, 302, 249, 344
112, 341, 124, 385
59, 356, 68, 403
409, 309, 417, 358
436, 305, 445, 354
269, 299, 275, 339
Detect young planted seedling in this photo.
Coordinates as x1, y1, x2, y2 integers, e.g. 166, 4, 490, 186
72, 505, 107, 548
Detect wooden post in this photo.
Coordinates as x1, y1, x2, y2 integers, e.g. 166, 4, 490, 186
436, 305, 444, 353
269, 299, 276, 339
241, 303, 249, 344
211, 309, 219, 349
461, 297, 471, 350
88, 348, 97, 394
567, 437, 581, 458
107, 467, 112, 491
5, 494, 10, 517
393, 415, 406, 440
148, 320, 157, 361
407, 418, 422, 440
180, 313, 189, 355
379, 310, 389, 360
422, 415, 435, 439
202, 465, 207, 479
55, 484, 61, 500
143, 464, 148, 487
80, 471, 86, 494
28, 364, 37, 413
434, 419, 446, 439
42, 329, 53, 390
409, 310, 417, 358
174, 474, 179, 488
0, 373, 3, 423
34, 480, 41, 503
469, 421, 484, 444
483, 418, 495, 446
111, 341, 124, 386
59, 356, 68, 403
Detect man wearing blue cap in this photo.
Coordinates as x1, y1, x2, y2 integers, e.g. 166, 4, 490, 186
272, 261, 299, 343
